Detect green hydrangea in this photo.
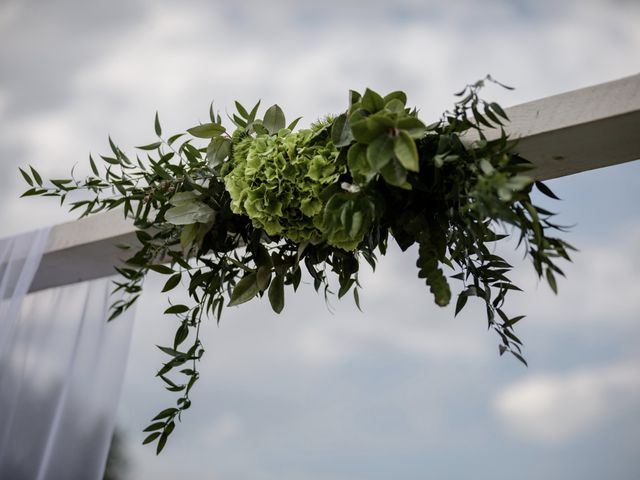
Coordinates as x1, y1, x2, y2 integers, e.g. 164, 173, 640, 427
223, 126, 344, 243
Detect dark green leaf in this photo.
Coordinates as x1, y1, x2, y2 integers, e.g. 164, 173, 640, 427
164, 304, 190, 314
30, 166, 42, 186
154, 111, 162, 136
454, 293, 468, 316
162, 273, 182, 292
268, 274, 285, 314
143, 422, 166, 432
535, 181, 560, 200
228, 273, 259, 306
19, 168, 33, 186
152, 408, 178, 421
143, 432, 161, 445
149, 264, 174, 275
136, 142, 162, 151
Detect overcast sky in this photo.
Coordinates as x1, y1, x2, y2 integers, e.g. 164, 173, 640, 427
2, 0, 640, 479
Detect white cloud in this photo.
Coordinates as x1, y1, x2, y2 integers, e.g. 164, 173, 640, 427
494, 360, 640, 443
201, 412, 243, 445
506, 226, 640, 328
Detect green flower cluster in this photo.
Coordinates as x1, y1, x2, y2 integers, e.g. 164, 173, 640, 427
223, 126, 344, 243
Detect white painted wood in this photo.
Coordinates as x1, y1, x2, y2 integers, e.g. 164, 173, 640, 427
468, 73, 640, 180
23, 74, 640, 291
30, 210, 138, 292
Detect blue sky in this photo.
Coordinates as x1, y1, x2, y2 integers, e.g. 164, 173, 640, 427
1, 0, 640, 479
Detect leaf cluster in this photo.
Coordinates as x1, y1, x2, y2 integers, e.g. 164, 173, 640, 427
20, 77, 574, 453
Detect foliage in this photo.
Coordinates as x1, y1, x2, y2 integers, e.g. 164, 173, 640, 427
20, 76, 574, 454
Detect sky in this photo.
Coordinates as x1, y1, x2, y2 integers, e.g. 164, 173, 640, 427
1, 0, 640, 479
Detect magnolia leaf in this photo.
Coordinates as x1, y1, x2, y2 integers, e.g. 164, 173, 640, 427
263, 104, 286, 134
206, 137, 231, 167
397, 116, 427, 139
361, 88, 384, 112
394, 131, 419, 172
331, 113, 354, 147
380, 159, 408, 187
169, 191, 199, 206
366, 136, 394, 171
180, 224, 198, 250
383, 90, 407, 106
165, 201, 215, 225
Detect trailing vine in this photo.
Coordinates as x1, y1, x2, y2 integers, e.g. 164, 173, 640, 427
20, 77, 574, 453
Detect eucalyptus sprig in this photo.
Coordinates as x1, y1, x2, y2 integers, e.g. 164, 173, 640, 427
20, 77, 574, 453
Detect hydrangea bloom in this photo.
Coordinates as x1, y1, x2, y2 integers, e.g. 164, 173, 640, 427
223, 126, 344, 243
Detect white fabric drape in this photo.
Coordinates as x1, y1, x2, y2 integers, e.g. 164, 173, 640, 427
0, 228, 135, 480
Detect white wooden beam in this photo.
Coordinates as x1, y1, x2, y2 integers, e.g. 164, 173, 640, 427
476, 73, 640, 180
25, 74, 640, 292
29, 210, 137, 292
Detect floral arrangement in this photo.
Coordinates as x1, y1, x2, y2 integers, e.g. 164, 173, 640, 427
20, 77, 573, 453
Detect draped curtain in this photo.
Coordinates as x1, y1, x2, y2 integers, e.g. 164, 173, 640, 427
0, 228, 135, 480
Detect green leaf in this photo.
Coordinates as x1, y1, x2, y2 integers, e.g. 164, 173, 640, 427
180, 224, 198, 250
287, 117, 302, 130
89, 155, 99, 175
546, 269, 558, 294
394, 131, 419, 172
256, 266, 272, 291
206, 137, 231, 167
143, 432, 161, 445
489, 102, 509, 120
397, 116, 427, 139
263, 104, 286, 134
235, 101, 249, 119
162, 273, 182, 292
535, 181, 560, 200
165, 201, 215, 225
454, 293, 468, 316
347, 143, 375, 184
187, 123, 226, 138
143, 422, 166, 432
136, 142, 162, 151
30, 166, 43, 186
366, 136, 394, 171
164, 304, 190, 314
331, 113, 354, 147
156, 432, 169, 455
379, 160, 408, 187
361, 88, 384, 112
174, 323, 189, 347
268, 274, 285, 314
228, 273, 259, 306
383, 91, 407, 106
149, 264, 174, 275
154, 111, 162, 136
19, 167, 33, 186
152, 408, 178, 421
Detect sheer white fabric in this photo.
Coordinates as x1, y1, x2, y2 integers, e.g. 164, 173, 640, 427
0, 228, 135, 480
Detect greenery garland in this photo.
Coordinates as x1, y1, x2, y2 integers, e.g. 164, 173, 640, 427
20, 77, 574, 454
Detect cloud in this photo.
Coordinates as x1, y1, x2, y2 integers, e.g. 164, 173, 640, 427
494, 360, 640, 443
